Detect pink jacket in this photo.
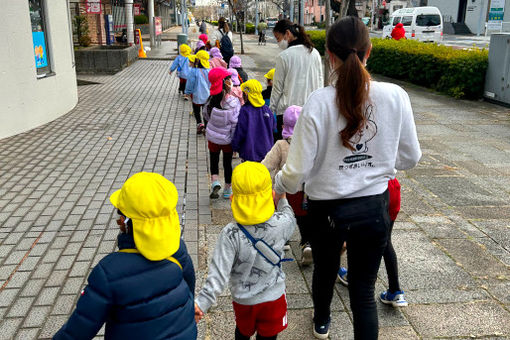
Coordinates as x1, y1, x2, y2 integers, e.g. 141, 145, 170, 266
203, 95, 241, 145
209, 57, 228, 69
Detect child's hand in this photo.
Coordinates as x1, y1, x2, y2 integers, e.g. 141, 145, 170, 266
194, 303, 204, 323
273, 191, 286, 207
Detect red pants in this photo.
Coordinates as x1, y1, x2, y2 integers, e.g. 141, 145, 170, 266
233, 294, 288, 337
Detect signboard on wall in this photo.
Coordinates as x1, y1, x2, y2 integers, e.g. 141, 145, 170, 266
86, 0, 101, 14
134, 4, 141, 15
487, 0, 506, 30
155, 17, 162, 35
32, 31, 48, 68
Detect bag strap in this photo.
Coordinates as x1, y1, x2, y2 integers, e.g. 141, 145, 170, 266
237, 223, 292, 266
118, 248, 182, 269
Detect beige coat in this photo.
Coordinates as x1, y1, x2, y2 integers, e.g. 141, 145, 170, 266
262, 138, 291, 182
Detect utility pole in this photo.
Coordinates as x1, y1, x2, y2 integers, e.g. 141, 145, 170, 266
324, 0, 331, 87
290, 0, 294, 21
181, 0, 188, 34
476, 0, 485, 36
255, 0, 260, 35
125, 0, 134, 45
148, 0, 155, 48
299, 0, 304, 25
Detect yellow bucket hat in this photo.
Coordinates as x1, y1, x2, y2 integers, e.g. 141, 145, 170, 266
188, 54, 196, 63
179, 43, 191, 57
196, 50, 210, 68
264, 68, 275, 80
110, 172, 181, 261
241, 79, 265, 108
231, 162, 275, 225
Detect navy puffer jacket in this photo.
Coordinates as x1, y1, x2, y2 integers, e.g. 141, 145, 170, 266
54, 233, 197, 340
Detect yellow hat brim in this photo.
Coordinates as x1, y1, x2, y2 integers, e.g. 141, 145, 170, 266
248, 94, 265, 107
199, 59, 210, 68
132, 209, 181, 261
110, 189, 121, 209
188, 55, 196, 62
231, 186, 275, 225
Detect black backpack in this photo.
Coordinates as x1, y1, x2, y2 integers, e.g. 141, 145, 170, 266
219, 30, 234, 60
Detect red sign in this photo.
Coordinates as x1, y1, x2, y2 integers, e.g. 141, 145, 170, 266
134, 4, 141, 16
155, 17, 162, 35
86, 0, 101, 14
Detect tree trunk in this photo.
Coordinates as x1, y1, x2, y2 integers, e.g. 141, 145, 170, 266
339, 0, 349, 18
227, 0, 244, 54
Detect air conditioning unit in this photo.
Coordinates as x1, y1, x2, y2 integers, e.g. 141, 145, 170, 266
484, 33, 510, 105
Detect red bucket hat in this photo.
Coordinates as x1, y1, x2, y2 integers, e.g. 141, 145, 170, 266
209, 67, 232, 96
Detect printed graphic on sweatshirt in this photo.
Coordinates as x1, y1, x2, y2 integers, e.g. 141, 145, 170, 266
340, 105, 377, 170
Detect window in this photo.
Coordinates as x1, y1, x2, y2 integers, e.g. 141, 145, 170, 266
416, 14, 441, 26
29, 0, 51, 77
401, 16, 413, 26
392, 17, 401, 26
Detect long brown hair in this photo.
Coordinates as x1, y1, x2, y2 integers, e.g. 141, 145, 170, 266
327, 17, 371, 151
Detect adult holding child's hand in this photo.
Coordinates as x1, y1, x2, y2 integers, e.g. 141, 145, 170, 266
273, 17, 421, 339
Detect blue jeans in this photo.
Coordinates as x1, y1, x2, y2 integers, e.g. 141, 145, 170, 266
309, 191, 390, 340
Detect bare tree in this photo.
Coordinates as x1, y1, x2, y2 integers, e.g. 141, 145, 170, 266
227, 0, 245, 54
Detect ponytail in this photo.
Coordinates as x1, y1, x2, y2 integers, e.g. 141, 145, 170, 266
273, 19, 314, 52
327, 17, 371, 151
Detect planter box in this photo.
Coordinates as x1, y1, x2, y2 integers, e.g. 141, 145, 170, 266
75, 45, 138, 74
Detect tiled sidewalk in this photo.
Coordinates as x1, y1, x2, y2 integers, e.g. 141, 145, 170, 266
0, 60, 208, 338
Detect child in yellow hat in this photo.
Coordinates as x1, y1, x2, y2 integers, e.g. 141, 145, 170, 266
232, 79, 275, 162
54, 172, 197, 340
185, 50, 211, 134
169, 43, 192, 100
195, 162, 296, 340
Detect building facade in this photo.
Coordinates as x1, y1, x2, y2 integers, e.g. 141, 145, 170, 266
428, 0, 510, 34
1, 1, 78, 139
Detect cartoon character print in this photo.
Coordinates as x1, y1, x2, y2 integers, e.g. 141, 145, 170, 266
350, 104, 377, 155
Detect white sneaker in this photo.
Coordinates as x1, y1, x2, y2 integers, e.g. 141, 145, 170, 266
301, 243, 313, 266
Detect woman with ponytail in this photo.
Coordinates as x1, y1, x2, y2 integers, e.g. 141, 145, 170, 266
273, 17, 421, 339
270, 19, 323, 140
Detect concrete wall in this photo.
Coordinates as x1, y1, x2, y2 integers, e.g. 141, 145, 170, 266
465, 0, 489, 34
0, 1, 78, 139
428, 0, 459, 22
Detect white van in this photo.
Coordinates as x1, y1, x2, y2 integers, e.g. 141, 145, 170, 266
382, 7, 443, 42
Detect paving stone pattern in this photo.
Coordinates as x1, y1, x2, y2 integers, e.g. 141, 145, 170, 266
0, 60, 206, 339
1, 31, 510, 339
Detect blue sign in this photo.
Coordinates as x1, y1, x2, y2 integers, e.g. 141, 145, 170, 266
32, 31, 48, 69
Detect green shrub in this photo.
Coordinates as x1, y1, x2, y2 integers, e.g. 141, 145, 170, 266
134, 14, 149, 25
307, 30, 326, 56
209, 20, 218, 26
74, 15, 91, 47
367, 38, 488, 99
246, 23, 255, 34
305, 32, 488, 99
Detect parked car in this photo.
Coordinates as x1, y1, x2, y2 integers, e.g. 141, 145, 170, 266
266, 17, 278, 28
382, 6, 443, 42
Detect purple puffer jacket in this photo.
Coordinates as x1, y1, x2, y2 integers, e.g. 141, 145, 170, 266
203, 96, 241, 145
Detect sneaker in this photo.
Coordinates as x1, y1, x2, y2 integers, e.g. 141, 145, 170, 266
380, 290, 408, 307
301, 243, 313, 266
283, 242, 291, 251
210, 180, 221, 199
313, 317, 330, 339
183, 94, 190, 101
196, 123, 205, 135
223, 187, 232, 199
337, 267, 348, 287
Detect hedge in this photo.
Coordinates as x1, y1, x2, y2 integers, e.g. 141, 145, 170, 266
306, 31, 488, 99
209, 20, 255, 34
134, 15, 149, 25
307, 30, 326, 56
368, 38, 488, 99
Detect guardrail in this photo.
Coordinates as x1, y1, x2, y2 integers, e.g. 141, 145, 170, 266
485, 22, 510, 36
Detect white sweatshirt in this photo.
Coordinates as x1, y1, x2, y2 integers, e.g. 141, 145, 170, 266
274, 81, 421, 200
270, 44, 324, 116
